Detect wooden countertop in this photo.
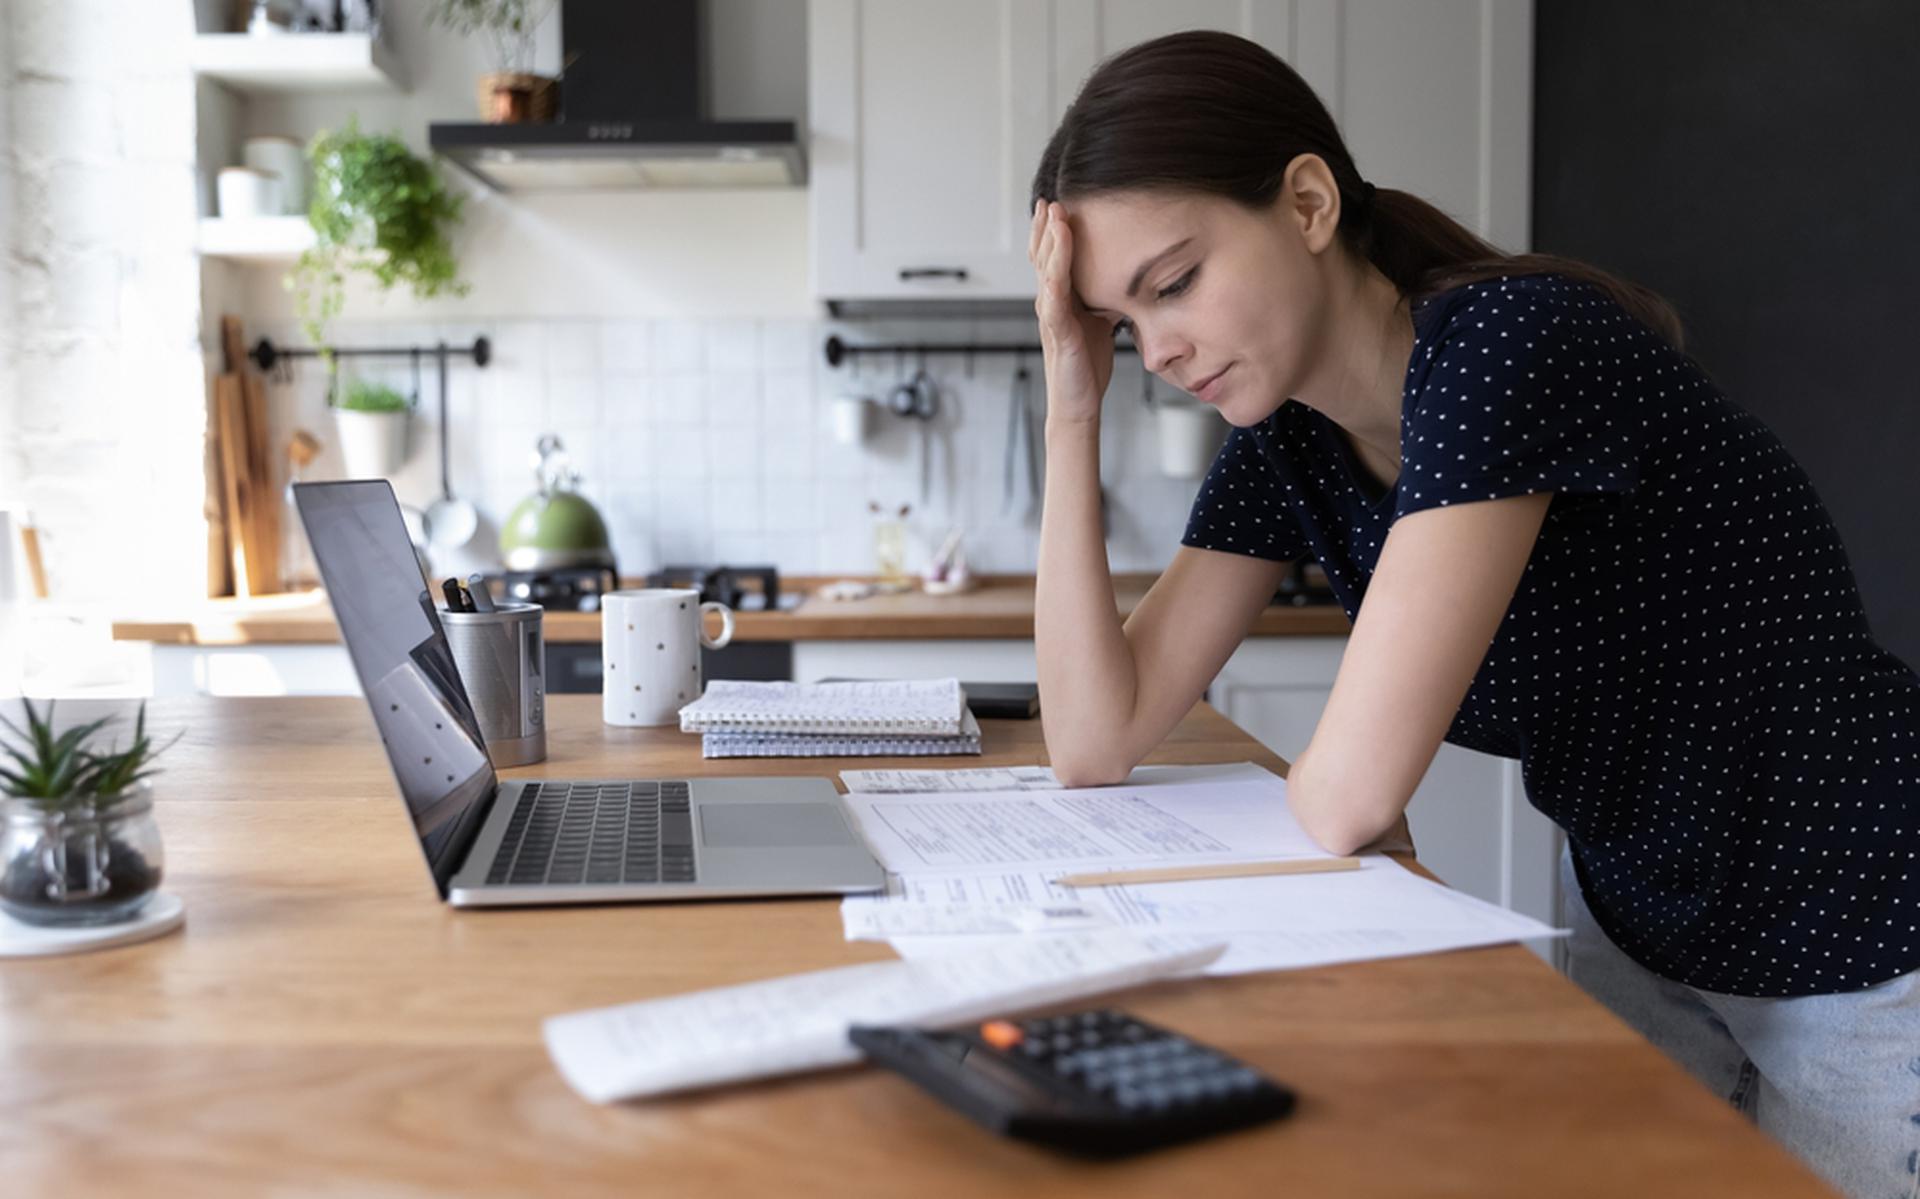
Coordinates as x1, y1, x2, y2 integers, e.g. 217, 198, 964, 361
0, 696, 1828, 1197
110, 574, 1353, 645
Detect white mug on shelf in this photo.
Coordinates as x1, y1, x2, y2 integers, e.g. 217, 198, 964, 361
601, 589, 735, 727
243, 136, 307, 215
216, 166, 281, 220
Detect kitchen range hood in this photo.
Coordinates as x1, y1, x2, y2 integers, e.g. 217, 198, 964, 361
429, 0, 802, 192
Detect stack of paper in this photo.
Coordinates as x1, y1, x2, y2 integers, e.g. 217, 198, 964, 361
835, 763, 1566, 977
543, 930, 1224, 1102
679, 679, 983, 758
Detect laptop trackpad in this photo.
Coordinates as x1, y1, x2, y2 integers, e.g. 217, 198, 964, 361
700, 803, 853, 848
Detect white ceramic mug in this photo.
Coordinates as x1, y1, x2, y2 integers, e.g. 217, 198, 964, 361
1155, 401, 1225, 479
216, 166, 281, 220
601, 589, 735, 726
831, 394, 873, 445
243, 136, 307, 215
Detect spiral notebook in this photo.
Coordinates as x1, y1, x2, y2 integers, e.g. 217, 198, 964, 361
680, 679, 982, 758
680, 679, 968, 736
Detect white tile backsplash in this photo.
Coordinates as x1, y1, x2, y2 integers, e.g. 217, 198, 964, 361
705, 319, 761, 373
269, 314, 1204, 576
599, 319, 651, 373
653, 319, 707, 374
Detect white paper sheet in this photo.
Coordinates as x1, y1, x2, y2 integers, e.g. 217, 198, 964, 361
838, 761, 1278, 794
863, 859, 1564, 977
542, 931, 1225, 1104
840, 770, 1327, 874
840, 765, 1061, 793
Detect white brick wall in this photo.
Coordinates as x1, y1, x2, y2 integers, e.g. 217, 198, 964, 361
1, 0, 207, 603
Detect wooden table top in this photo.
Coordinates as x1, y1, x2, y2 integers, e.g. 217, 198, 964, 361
0, 697, 1828, 1197
108, 574, 1354, 645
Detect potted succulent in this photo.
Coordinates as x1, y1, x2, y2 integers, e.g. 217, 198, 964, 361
288, 117, 466, 368
334, 378, 414, 478
427, 0, 560, 123
0, 699, 176, 928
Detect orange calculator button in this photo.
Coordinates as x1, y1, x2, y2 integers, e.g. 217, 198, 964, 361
979, 1020, 1025, 1050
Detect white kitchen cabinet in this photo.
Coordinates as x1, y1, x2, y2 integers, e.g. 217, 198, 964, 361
809, 0, 1533, 303
1211, 636, 1562, 959
808, 0, 1054, 300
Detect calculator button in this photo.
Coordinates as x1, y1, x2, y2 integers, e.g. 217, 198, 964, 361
979, 1020, 1025, 1051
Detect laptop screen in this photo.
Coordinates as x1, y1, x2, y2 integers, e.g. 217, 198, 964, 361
294, 480, 497, 895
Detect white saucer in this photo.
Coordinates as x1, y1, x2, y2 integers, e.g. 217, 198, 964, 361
0, 892, 185, 958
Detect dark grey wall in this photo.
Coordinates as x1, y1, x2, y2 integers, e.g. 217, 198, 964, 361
1534, 3, 1920, 664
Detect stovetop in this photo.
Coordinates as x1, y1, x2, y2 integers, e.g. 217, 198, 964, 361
646, 564, 781, 611
493, 564, 621, 612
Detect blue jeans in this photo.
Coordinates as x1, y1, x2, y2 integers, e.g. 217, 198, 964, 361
1559, 846, 1920, 1199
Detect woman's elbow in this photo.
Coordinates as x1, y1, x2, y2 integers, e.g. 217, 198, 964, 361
1047, 746, 1135, 789
1295, 812, 1377, 857
1051, 760, 1132, 789
1287, 758, 1399, 855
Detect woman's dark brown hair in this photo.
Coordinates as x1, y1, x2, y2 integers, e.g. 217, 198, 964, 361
1032, 30, 1684, 347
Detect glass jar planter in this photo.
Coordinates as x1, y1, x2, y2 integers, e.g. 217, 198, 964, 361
0, 783, 164, 927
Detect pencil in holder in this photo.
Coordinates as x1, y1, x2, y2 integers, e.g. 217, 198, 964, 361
439, 602, 547, 767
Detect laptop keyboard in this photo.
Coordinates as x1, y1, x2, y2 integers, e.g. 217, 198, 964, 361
485, 780, 697, 887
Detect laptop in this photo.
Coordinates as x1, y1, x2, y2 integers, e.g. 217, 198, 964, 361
295, 479, 886, 907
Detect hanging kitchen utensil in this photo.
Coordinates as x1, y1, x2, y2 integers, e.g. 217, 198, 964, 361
887, 361, 943, 506
424, 343, 485, 571
1003, 362, 1040, 523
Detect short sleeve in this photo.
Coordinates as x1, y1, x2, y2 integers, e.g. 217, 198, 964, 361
1395, 278, 1642, 521
1180, 424, 1309, 562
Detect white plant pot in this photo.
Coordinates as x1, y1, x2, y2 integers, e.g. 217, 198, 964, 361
1155, 402, 1224, 478
334, 408, 411, 479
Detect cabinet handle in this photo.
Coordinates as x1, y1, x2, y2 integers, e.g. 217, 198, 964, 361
898, 267, 970, 282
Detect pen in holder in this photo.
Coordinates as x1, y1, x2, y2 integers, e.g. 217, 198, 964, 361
439, 601, 547, 767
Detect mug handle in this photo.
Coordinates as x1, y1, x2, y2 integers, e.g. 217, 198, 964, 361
699, 601, 735, 650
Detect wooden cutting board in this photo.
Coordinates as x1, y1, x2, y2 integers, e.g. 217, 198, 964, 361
214, 316, 281, 596
213, 372, 260, 596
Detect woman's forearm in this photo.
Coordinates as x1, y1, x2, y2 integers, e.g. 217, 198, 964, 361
1036, 415, 1139, 784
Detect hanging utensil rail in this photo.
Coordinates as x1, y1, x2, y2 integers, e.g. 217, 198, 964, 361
822, 333, 1137, 369
249, 336, 492, 374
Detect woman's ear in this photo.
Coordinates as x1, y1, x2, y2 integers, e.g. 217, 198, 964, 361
1281, 153, 1342, 255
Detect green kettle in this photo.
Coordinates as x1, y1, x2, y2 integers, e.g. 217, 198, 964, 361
499, 434, 617, 571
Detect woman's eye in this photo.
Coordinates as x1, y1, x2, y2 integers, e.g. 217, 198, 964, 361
1156, 267, 1197, 300
1110, 268, 1194, 338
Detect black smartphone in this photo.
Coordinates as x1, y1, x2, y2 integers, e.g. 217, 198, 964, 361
816, 679, 1039, 720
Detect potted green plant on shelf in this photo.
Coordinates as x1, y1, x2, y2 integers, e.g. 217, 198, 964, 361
0, 700, 177, 928
427, 0, 560, 123
334, 378, 414, 478
288, 117, 466, 369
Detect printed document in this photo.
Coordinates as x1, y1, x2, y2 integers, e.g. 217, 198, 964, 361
543, 931, 1224, 1103
845, 857, 1562, 976
839, 767, 1327, 873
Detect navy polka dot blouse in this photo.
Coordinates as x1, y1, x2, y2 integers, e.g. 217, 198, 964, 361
1182, 273, 1920, 998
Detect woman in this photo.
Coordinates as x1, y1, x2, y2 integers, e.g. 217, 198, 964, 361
1027, 30, 1920, 1199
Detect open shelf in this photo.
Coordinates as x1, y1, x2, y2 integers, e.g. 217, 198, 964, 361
190, 32, 406, 93
196, 216, 315, 263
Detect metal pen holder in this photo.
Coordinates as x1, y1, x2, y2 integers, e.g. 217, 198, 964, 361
439, 602, 547, 767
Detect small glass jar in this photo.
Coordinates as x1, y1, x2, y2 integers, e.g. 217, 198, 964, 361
0, 783, 165, 927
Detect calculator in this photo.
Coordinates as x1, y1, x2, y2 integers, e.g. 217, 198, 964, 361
849, 1009, 1296, 1156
